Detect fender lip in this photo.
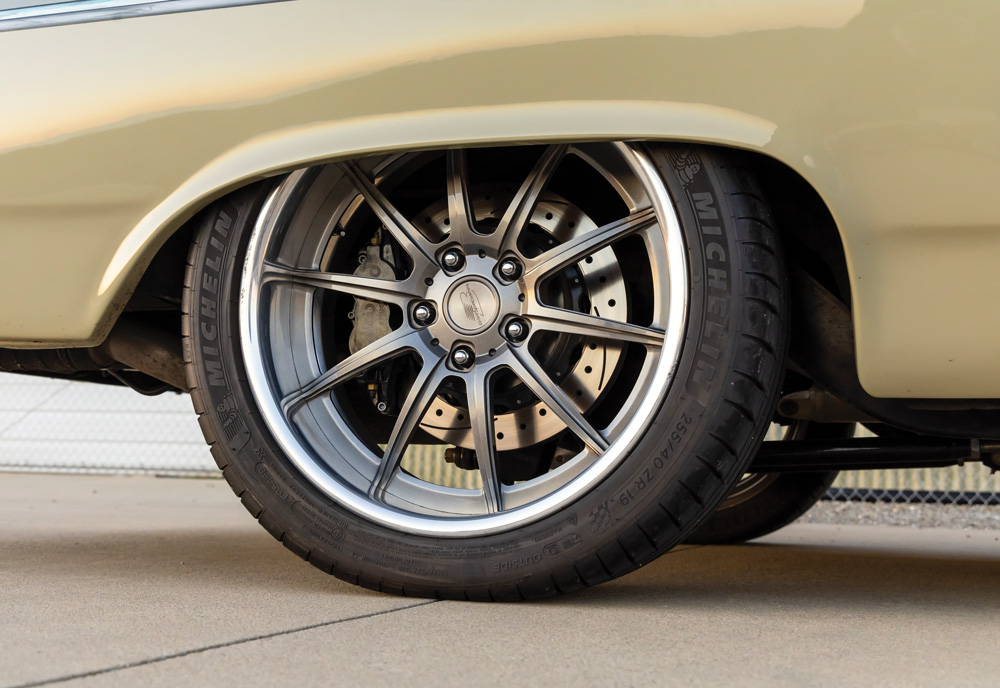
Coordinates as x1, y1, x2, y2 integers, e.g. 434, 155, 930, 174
97, 100, 778, 298
0, 0, 291, 33
78, 101, 778, 352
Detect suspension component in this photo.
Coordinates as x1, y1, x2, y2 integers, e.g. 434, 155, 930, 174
749, 437, 984, 472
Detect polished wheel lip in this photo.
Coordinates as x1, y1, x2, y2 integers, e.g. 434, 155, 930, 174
239, 143, 689, 537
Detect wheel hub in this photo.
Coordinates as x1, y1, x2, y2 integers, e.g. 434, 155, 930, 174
422, 254, 521, 355
416, 192, 628, 451
443, 277, 500, 335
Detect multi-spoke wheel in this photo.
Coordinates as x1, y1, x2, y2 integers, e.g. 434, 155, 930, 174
185, 142, 788, 599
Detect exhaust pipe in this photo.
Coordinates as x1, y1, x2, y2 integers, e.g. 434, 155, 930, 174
0, 317, 189, 393
97, 319, 189, 392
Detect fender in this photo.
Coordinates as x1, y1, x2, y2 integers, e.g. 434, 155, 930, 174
99, 100, 781, 295
2, 0, 1000, 399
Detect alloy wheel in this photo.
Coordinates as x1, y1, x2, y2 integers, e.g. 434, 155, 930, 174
239, 142, 688, 536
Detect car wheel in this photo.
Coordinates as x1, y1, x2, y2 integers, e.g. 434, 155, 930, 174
183, 142, 787, 600
686, 421, 852, 545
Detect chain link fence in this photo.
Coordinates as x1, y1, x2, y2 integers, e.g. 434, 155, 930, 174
827, 465, 1000, 505
0, 373, 215, 476
2, 373, 999, 508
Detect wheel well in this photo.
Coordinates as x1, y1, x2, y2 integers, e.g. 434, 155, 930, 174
733, 149, 851, 307
119, 182, 269, 343
118, 145, 854, 341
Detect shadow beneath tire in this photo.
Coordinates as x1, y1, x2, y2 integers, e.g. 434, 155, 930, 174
558, 527, 1000, 614
0, 527, 361, 596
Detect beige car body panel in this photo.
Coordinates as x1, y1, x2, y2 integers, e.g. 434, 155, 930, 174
1, 0, 998, 398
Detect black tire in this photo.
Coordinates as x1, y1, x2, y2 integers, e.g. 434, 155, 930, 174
686, 422, 852, 545
182, 143, 788, 600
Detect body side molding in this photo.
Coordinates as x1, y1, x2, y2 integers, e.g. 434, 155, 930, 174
0, 0, 291, 32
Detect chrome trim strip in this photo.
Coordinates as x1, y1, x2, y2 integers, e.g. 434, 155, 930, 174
0, 0, 291, 32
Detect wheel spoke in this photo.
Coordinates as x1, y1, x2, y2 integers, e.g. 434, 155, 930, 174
446, 149, 478, 245
467, 367, 503, 513
280, 329, 424, 418
261, 262, 421, 308
370, 356, 449, 501
339, 161, 438, 267
526, 304, 665, 349
494, 144, 569, 256
523, 206, 657, 281
504, 349, 610, 455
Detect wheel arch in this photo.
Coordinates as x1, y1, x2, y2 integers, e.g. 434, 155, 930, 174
106, 107, 853, 349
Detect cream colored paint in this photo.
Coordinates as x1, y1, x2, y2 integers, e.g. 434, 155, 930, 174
1, 0, 999, 398
98, 100, 779, 295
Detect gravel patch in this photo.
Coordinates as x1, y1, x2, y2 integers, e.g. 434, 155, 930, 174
802, 500, 1000, 530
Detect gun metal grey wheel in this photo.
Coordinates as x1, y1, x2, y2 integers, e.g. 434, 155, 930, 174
185, 142, 788, 599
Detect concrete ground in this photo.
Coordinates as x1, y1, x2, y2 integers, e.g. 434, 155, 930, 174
2, 473, 1000, 688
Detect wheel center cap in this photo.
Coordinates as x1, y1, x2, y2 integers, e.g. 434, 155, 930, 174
444, 277, 500, 335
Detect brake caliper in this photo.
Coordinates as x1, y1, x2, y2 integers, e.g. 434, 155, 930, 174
349, 237, 399, 414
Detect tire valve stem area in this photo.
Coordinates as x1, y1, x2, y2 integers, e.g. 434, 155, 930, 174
444, 446, 479, 470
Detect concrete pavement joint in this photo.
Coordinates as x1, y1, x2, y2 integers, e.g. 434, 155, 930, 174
7, 599, 440, 688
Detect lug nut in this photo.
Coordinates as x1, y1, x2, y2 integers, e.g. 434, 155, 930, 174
504, 318, 529, 342
441, 249, 464, 270
413, 302, 435, 326
498, 258, 522, 280
451, 346, 475, 369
